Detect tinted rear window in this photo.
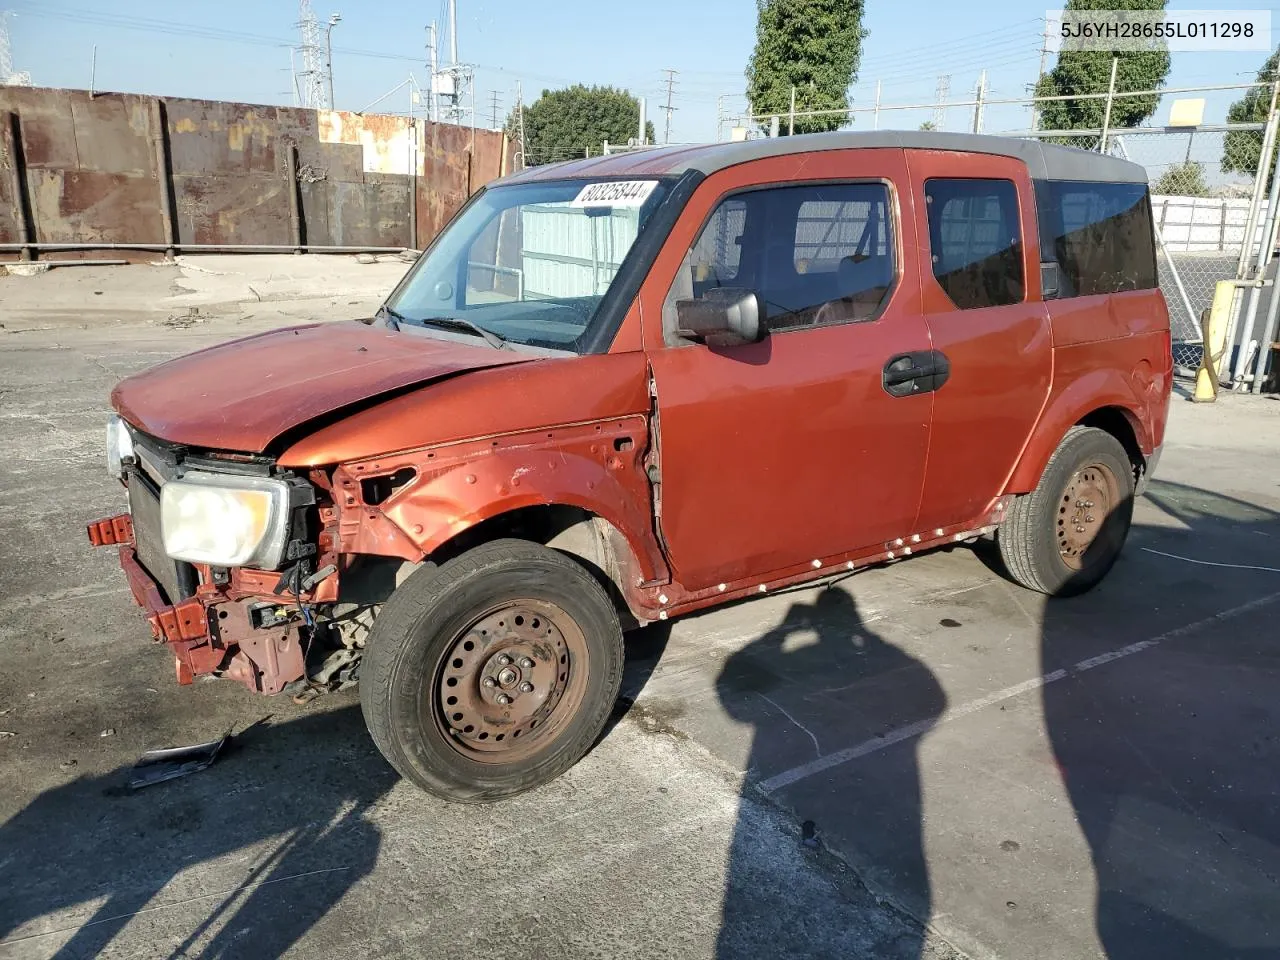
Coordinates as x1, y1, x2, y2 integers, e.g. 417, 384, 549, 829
1034, 180, 1157, 297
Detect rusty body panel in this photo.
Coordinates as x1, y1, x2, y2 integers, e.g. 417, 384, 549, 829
111, 321, 535, 453
0, 86, 510, 253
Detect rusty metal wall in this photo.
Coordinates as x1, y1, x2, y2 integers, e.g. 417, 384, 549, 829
0, 86, 510, 254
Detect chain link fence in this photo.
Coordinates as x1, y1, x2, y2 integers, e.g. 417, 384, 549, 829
723, 78, 1278, 381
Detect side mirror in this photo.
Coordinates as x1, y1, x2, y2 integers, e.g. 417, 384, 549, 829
1040, 261, 1061, 300
674, 288, 767, 347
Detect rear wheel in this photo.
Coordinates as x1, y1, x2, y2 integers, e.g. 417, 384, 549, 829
359, 539, 624, 802
998, 426, 1135, 597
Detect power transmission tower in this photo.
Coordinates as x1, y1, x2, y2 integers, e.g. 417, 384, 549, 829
660, 68, 678, 144
0, 11, 32, 86
488, 90, 502, 130
296, 0, 328, 109
932, 75, 950, 130
1032, 19, 1051, 130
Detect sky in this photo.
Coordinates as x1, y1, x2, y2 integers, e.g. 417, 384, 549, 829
2, 0, 1275, 148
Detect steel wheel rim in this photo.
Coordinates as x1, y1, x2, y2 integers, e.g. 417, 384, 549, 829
431, 599, 589, 763
1057, 461, 1121, 571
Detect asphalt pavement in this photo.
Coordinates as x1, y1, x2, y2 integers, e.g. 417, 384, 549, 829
1, 258, 1278, 960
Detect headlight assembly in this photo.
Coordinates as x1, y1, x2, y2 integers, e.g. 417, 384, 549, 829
161, 471, 295, 569
106, 414, 135, 479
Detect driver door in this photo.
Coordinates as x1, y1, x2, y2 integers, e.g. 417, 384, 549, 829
640, 150, 935, 592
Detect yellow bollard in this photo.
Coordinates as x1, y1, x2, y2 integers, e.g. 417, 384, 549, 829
1193, 281, 1237, 403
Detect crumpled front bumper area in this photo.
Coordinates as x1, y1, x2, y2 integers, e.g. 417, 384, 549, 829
88, 512, 307, 694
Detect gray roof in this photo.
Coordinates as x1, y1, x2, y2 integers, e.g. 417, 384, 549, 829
500, 130, 1147, 186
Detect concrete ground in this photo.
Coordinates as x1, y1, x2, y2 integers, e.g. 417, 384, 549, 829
1, 257, 1279, 960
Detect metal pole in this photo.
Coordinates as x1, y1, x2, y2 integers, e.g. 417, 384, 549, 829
972, 71, 986, 134
284, 141, 303, 253
150, 99, 176, 260
788, 86, 796, 136
89, 45, 97, 99
1255, 257, 1280, 393
325, 20, 338, 110
1223, 83, 1280, 362
873, 80, 881, 130
1236, 82, 1280, 280
639, 97, 647, 145
1, 112, 32, 262
1099, 57, 1118, 152
448, 0, 458, 63
1231, 150, 1280, 388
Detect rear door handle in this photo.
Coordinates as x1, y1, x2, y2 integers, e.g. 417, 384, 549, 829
882, 351, 951, 397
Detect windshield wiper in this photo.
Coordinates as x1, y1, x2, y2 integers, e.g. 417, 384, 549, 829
377, 304, 409, 330
418, 316, 510, 350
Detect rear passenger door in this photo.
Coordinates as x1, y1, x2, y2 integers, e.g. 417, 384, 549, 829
906, 153, 1053, 532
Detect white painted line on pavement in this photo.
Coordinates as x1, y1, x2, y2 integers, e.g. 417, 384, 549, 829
758, 590, 1280, 795
1142, 547, 1280, 575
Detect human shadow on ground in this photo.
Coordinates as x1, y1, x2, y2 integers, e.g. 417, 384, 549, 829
1041, 479, 1280, 959
0, 616, 672, 960
0, 705, 392, 959
713, 587, 946, 959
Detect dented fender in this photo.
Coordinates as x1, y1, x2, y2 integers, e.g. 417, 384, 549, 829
330, 416, 670, 596
1005, 366, 1151, 495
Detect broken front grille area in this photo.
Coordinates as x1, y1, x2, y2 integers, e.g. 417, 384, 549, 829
126, 465, 198, 605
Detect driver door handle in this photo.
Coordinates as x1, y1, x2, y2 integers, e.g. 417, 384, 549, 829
882, 350, 951, 397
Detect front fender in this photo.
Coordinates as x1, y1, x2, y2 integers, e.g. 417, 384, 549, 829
332, 416, 668, 585
1005, 368, 1150, 495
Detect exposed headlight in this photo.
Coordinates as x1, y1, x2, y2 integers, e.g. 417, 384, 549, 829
106, 414, 135, 479
161, 471, 293, 568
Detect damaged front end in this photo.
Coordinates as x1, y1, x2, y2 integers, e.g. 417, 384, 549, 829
90, 421, 369, 699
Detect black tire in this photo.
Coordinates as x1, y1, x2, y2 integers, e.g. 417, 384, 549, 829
359, 538, 624, 802
998, 426, 1135, 597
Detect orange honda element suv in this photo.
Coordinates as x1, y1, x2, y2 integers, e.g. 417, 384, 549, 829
92, 132, 1171, 800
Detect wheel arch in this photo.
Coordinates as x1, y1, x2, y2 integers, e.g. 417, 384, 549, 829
1006, 373, 1152, 496
424, 504, 654, 630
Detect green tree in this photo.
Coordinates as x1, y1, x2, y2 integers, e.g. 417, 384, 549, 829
1153, 160, 1210, 196
1223, 45, 1279, 181
506, 85, 656, 166
919, 120, 937, 131
746, 0, 867, 136
1036, 0, 1171, 141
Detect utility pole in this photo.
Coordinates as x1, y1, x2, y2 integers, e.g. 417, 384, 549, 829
1032, 19, 1050, 130
489, 90, 502, 130
426, 21, 437, 122
788, 85, 796, 136
972, 70, 987, 134
873, 80, 882, 130
515, 80, 527, 169
716, 94, 725, 142
660, 68, 678, 144
325, 12, 342, 111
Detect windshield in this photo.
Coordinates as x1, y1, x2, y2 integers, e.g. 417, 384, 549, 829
387, 177, 673, 353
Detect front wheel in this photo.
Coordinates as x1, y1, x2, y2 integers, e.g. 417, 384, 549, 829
998, 426, 1135, 597
359, 539, 624, 802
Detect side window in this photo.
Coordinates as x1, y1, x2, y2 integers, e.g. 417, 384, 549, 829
1034, 180, 1157, 297
664, 182, 896, 338
925, 178, 1025, 310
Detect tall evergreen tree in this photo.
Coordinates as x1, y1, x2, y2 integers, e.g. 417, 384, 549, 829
1037, 0, 1171, 136
746, 0, 866, 136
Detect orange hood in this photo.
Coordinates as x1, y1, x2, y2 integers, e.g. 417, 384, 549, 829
111, 321, 534, 454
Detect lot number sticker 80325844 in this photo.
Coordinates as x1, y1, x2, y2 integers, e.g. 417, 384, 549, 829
570, 181, 659, 209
